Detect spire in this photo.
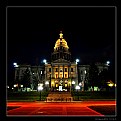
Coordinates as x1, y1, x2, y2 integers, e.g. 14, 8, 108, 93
59, 31, 63, 39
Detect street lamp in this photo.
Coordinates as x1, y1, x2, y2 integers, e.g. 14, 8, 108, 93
13, 62, 19, 67
79, 82, 82, 91
43, 59, 47, 64
38, 86, 43, 101
45, 81, 49, 91
75, 85, 80, 90
106, 61, 110, 66
45, 81, 49, 85
72, 81, 75, 91
72, 81, 75, 84
79, 82, 82, 86
76, 59, 79, 64
75, 85, 80, 101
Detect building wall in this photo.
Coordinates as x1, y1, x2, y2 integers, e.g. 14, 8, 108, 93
14, 63, 108, 91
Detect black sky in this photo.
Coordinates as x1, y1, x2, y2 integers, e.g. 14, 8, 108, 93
7, 6, 116, 84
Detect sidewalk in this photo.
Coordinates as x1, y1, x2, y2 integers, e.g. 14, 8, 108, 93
7, 98, 115, 102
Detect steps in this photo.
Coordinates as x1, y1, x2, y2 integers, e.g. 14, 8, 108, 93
46, 92, 73, 102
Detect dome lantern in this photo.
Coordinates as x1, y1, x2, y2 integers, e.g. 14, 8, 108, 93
54, 31, 69, 50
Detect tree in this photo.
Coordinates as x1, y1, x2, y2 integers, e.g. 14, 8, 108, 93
98, 69, 110, 90
32, 75, 38, 90
88, 63, 99, 91
21, 68, 31, 92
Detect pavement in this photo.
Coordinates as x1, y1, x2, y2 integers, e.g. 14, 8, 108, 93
7, 100, 116, 116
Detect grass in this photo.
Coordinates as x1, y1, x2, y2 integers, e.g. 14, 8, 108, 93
88, 105, 116, 115
7, 91, 115, 101
7, 91, 49, 101
72, 91, 115, 100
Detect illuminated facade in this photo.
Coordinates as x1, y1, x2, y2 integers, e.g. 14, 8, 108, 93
45, 31, 78, 91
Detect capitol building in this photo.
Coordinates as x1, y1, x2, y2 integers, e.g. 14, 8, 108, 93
13, 31, 109, 92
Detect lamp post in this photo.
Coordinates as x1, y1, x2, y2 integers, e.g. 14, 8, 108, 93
79, 82, 82, 91
75, 85, 80, 101
45, 81, 49, 91
38, 86, 43, 101
72, 81, 75, 91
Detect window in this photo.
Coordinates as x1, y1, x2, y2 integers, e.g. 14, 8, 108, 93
71, 68, 73, 72
65, 74, 67, 78
60, 74, 62, 78
65, 84, 67, 87
49, 68, 51, 72
60, 68, 63, 72
55, 68, 58, 72
65, 68, 67, 72
56, 74, 58, 78
56, 84, 58, 87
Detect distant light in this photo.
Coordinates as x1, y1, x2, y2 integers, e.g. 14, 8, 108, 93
72, 81, 75, 84
84, 70, 86, 74
7, 86, 9, 88
38, 83, 43, 87
33, 73, 34, 74
41, 71, 42, 74
108, 83, 113, 87
14, 84, 17, 87
45, 81, 49, 85
21, 85, 23, 87
13, 62, 17, 66
75, 85, 80, 90
38, 86, 43, 91
106, 61, 110, 65
43, 59, 47, 64
13, 62, 19, 67
115, 84, 116, 87
76, 59, 79, 64
12, 88, 14, 89
79, 82, 82, 86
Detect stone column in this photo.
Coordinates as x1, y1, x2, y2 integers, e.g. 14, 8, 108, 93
63, 65, 64, 78
68, 65, 69, 78
52, 65, 54, 78
58, 65, 59, 78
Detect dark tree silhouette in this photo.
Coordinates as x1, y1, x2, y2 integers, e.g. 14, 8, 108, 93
98, 68, 111, 90
21, 68, 31, 92
88, 63, 99, 91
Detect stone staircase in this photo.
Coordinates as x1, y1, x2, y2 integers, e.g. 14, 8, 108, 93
46, 91, 73, 102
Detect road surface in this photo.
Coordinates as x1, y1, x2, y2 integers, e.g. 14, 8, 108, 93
7, 101, 116, 116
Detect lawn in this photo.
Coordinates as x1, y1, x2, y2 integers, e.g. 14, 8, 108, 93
71, 91, 115, 100
7, 90, 115, 101
7, 91, 49, 101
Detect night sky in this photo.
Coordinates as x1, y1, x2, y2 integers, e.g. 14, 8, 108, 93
7, 6, 115, 85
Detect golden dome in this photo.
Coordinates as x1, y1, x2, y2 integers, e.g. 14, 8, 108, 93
54, 31, 69, 50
